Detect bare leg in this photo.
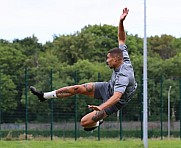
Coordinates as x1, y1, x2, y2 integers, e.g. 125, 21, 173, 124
80, 110, 107, 128
30, 82, 96, 101
56, 83, 95, 98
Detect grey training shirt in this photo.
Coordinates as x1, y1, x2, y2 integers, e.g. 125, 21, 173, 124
108, 44, 137, 104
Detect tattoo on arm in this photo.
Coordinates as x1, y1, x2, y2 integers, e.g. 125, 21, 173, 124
92, 110, 105, 122
83, 83, 94, 92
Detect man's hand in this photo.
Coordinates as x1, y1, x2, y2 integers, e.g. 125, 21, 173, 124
120, 7, 129, 22
88, 105, 101, 111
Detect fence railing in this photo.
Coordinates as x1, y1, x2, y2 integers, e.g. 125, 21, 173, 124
0, 68, 181, 140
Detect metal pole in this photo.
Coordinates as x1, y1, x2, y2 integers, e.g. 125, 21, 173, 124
0, 72, 1, 140
140, 76, 143, 140
50, 69, 53, 140
179, 79, 181, 140
160, 77, 163, 140
25, 68, 28, 140
143, 0, 148, 147
168, 86, 172, 139
119, 109, 123, 140
74, 71, 77, 141
97, 72, 101, 141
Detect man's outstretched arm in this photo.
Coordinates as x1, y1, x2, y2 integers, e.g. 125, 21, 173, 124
118, 7, 129, 45
88, 92, 122, 111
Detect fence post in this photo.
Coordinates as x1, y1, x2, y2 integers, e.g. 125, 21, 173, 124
160, 76, 163, 140
140, 76, 143, 140
97, 72, 101, 141
74, 71, 78, 141
50, 69, 54, 140
0, 72, 1, 140
25, 67, 28, 140
179, 78, 181, 139
119, 109, 123, 140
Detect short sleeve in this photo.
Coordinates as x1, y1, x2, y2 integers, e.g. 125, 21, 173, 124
119, 44, 127, 51
114, 73, 129, 94
119, 44, 131, 64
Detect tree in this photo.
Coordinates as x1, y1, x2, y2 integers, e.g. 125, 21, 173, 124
148, 35, 177, 59
0, 74, 18, 112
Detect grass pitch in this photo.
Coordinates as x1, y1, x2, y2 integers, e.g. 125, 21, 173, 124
1, 138, 181, 148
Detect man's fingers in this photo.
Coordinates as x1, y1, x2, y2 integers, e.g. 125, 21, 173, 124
88, 105, 95, 109
88, 105, 100, 111
88, 105, 92, 108
123, 7, 129, 15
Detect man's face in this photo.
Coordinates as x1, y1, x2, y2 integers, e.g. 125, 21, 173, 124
106, 53, 116, 69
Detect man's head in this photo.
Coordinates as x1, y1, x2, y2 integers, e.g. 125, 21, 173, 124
106, 47, 123, 69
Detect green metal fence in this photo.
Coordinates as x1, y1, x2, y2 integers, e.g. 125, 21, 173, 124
0, 68, 181, 141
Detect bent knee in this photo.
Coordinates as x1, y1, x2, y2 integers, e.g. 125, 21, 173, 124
80, 117, 88, 127
80, 117, 93, 127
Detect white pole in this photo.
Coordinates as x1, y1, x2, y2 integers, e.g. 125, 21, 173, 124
143, 0, 148, 147
168, 86, 172, 139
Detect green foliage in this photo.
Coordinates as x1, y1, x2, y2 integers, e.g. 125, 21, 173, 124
0, 74, 18, 112
0, 43, 25, 76
148, 35, 179, 59
0, 24, 181, 123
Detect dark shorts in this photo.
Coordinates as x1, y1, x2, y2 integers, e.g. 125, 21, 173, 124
94, 82, 126, 116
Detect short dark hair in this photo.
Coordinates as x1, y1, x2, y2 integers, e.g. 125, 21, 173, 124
108, 47, 123, 60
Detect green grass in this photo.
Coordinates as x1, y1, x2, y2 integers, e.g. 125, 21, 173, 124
0, 138, 181, 148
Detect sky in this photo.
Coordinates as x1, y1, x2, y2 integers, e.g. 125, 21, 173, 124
0, 0, 181, 44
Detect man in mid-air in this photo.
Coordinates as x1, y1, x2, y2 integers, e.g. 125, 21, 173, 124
30, 7, 137, 131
